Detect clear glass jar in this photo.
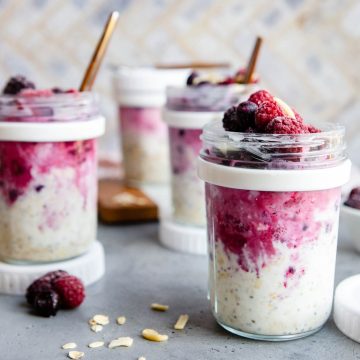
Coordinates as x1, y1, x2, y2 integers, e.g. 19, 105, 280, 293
198, 120, 351, 340
164, 85, 254, 226
113, 67, 189, 185
0, 91, 105, 263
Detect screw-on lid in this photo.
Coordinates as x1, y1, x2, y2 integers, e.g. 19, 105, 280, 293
113, 66, 190, 107
334, 274, 360, 343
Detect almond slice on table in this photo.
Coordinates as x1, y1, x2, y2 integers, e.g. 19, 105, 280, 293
138, 357, 146, 360
174, 314, 189, 330
88, 341, 104, 348
92, 314, 110, 325
68, 351, 85, 360
62, 342, 77, 349
116, 316, 126, 325
90, 324, 103, 333
142, 328, 168, 342
108, 337, 134, 348
151, 303, 169, 312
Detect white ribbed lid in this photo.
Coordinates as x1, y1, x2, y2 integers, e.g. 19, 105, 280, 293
0, 241, 105, 295
159, 218, 207, 255
334, 274, 360, 343
113, 67, 190, 107
163, 109, 223, 129
198, 157, 351, 192
0, 115, 105, 142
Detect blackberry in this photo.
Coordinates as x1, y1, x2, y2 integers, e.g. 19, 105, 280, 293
236, 101, 258, 130
26, 278, 52, 305
2, 75, 35, 95
33, 290, 60, 317
222, 106, 239, 132
186, 72, 198, 86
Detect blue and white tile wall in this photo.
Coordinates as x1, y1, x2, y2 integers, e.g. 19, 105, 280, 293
0, 0, 359, 164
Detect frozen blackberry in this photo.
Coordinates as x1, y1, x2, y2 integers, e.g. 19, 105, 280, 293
26, 278, 53, 305
236, 101, 258, 130
222, 106, 239, 132
186, 72, 199, 86
33, 290, 60, 317
2, 75, 35, 95
345, 187, 360, 210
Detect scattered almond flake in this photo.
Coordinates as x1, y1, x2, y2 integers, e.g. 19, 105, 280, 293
142, 328, 168, 342
93, 314, 109, 325
151, 303, 169, 312
88, 318, 97, 326
138, 357, 146, 360
174, 314, 189, 330
108, 337, 134, 349
116, 316, 126, 325
90, 324, 103, 333
62, 343, 77, 350
68, 351, 84, 360
88, 341, 104, 348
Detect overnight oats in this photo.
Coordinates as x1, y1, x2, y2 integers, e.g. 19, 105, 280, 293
113, 66, 189, 185
198, 90, 351, 340
0, 76, 105, 263
164, 73, 254, 226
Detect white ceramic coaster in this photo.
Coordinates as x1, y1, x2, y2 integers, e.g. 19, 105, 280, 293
0, 241, 105, 295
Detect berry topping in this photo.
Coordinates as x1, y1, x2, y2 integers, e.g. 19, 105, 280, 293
307, 124, 321, 133
255, 100, 285, 130
222, 106, 239, 132
2, 75, 36, 95
265, 116, 309, 134
186, 72, 198, 86
248, 90, 273, 106
236, 101, 258, 130
26, 278, 53, 305
41, 270, 69, 283
53, 275, 85, 309
292, 108, 303, 123
345, 187, 360, 210
33, 290, 60, 317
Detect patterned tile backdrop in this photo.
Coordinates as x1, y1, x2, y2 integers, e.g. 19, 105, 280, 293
1, 0, 360, 164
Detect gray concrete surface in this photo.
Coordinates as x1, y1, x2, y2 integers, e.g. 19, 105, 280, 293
1, 223, 360, 360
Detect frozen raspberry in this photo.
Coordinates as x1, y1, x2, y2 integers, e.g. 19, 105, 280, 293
53, 275, 85, 309
236, 101, 258, 130
222, 106, 239, 132
26, 278, 53, 305
345, 187, 360, 210
248, 90, 273, 106
33, 290, 60, 317
292, 108, 303, 122
2, 75, 36, 95
265, 116, 309, 134
218, 76, 235, 85
307, 124, 321, 133
255, 100, 285, 130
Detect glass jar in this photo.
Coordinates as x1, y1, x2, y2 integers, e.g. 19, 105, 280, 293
164, 85, 254, 227
0, 91, 105, 263
198, 120, 351, 340
113, 67, 189, 185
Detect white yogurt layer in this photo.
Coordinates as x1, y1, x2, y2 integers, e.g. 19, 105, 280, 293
0, 167, 96, 263
209, 213, 339, 336
122, 132, 169, 185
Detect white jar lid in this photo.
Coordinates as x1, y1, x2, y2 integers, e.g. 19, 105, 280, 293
163, 109, 223, 129
198, 157, 351, 192
159, 217, 207, 255
113, 67, 189, 107
0, 115, 105, 142
334, 274, 360, 343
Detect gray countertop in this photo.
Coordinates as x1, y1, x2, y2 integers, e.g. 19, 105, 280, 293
2, 223, 360, 360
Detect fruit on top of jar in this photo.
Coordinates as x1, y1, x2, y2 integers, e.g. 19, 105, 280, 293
186, 68, 259, 86
222, 89, 321, 134
26, 270, 85, 317
345, 187, 360, 210
1, 75, 77, 96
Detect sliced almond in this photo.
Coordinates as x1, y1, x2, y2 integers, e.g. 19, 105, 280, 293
68, 351, 84, 360
116, 316, 126, 325
174, 314, 189, 330
93, 314, 109, 325
151, 303, 169, 312
90, 324, 103, 333
62, 343, 77, 350
142, 328, 168, 342
88, 341, 104, 348
138, 357, 146, 360
108, 337, 134, 348
274, 97, 295, 119
88, 318, 97, 326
